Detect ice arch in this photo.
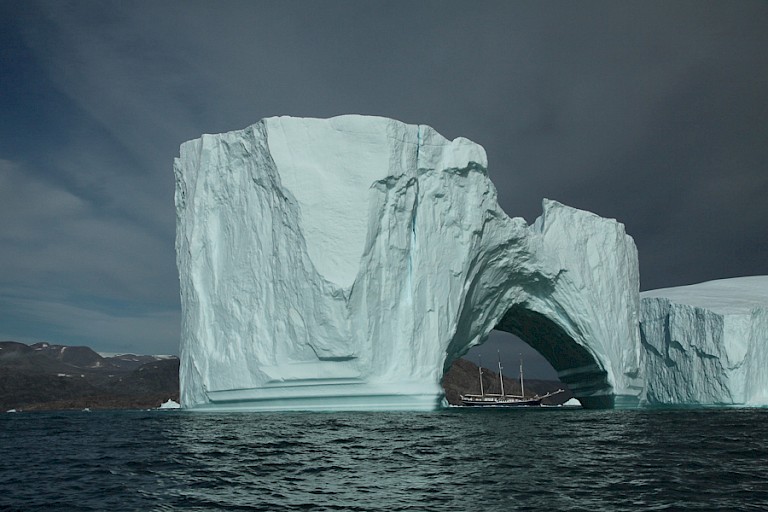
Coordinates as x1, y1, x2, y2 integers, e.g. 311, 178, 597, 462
175, 115, 645, 411
440, 203, 645, 411
494, 308, 613, 409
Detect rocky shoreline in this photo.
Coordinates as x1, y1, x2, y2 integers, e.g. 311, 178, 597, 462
2, 340, 570, 411
0, 341, 179, 411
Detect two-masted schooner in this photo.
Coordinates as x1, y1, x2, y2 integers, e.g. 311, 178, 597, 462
460, 355, 563, 407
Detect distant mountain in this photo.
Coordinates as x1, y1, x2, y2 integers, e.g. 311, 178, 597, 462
1, 340, 571, 410
0, 341, 179, 411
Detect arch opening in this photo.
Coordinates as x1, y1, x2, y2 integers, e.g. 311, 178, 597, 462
494, 305, 614, 409
464, 329, 560, 382
455, 329, 567, 403
443, 303, 618, 410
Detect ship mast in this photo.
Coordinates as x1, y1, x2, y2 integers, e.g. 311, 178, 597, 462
497, 351, 505, 397
519, 357, 525, 398
478, 356, 484, 397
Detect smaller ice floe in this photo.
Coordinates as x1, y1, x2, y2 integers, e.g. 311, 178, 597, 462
562, 398, 582, 407
159, 399, 181, 410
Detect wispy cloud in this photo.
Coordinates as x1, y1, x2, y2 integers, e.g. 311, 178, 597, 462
0, 157, 178, 353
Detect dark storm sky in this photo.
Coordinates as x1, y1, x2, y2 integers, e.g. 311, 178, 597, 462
1, 1, 766, 364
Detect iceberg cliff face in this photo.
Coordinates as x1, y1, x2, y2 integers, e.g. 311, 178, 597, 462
174, 115, 644, 411
640, 277, 768, 406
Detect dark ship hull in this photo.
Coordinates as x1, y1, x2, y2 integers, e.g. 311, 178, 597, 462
460, 394, 543, 407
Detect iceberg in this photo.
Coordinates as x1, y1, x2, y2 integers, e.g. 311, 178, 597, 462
159, 399, 181, 410
174, 115, 644, 411
640, 277, 768, 406
562, 398, 582, 407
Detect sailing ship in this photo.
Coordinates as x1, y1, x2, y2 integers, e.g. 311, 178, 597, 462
460, 355, 563, 407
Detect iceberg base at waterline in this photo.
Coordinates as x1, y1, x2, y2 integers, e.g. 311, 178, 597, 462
188, 382, 443, 412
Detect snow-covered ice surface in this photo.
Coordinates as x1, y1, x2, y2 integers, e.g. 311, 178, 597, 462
640, 277, 768, 406
174, 115, 644, 411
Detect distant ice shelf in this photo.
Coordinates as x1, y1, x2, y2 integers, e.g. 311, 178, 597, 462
640, 276, 768, 406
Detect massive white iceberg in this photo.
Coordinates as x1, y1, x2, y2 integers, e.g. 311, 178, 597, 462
640, 277, 768, 406
174, 115, 645, 411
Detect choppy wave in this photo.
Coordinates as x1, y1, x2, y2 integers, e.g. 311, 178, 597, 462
1, 408, 767, 511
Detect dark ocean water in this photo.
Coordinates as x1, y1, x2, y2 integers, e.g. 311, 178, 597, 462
1, 407, 767, 511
